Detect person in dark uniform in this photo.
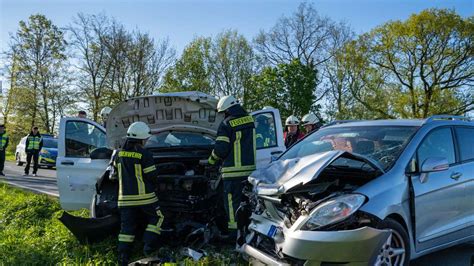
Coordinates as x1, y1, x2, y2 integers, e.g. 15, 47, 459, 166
0, 125, 9, 176
24, 126, 43, 177
115, 121, 163, 265
208, 95, 256, 234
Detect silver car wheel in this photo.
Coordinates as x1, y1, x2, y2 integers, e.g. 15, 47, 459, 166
375, 230, 406, 266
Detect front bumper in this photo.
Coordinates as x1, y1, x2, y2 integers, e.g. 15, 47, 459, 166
242, 213, 391, 265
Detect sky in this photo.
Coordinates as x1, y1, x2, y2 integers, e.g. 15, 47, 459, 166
0, 0, 472, 55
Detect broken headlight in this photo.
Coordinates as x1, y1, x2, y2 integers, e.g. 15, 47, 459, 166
301, 194, 366, 231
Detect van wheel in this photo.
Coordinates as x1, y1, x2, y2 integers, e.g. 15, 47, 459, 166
375, 218, 410, 266
16, 153, 23, 166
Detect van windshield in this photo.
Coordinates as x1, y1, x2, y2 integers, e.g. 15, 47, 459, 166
145, 131, 215, 148
280, 126, 418, 171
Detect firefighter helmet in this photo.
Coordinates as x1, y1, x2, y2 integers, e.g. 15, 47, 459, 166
285, 115, 300, 126
127, 122, 151, 140
217, 95, 240, 113
301, 113, 319, 126
100, 107, 112, 120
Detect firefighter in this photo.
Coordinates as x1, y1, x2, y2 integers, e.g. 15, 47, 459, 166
24, 126, 43, 177
100, 107, 112, 128
208, 95, 256, 234
301, 113, 322, 134
255, 115, 273, 148
115, 121, 164, 265
0, 125, 9, 176
284, 115, 304, 148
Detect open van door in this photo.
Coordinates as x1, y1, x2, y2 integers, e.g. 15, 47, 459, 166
251, 108, 285, 169
57, 117, 108, 210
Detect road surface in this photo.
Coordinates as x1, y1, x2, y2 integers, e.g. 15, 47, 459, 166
0, 161, 472, 265
0, 161, 58, 197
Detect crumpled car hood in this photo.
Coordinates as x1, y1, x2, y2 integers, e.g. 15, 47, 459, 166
106, 91, 224, 149
249, 150, 383, 195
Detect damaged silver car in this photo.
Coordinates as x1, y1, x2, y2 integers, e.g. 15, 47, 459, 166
239, 116, 474, 265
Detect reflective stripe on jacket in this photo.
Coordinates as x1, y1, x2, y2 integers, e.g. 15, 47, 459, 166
115, 146, 158, 208
209, 106, 257, 180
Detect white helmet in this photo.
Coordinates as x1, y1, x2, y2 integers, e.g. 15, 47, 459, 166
285, 115, 300, 126
100, 107, 112, 120
127, 122, 151, 140
301, 113, 319, 126
217, 95, 240, 113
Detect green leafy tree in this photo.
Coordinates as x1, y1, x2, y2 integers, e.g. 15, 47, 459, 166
7, 14, 69, 134
210, 30, 256, 102
247, 59, 318, 119
161, 30, 256, 102
346, 9, 473, 118
161, 37, 213, 94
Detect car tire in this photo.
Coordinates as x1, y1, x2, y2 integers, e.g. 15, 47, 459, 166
16, 153, 23, 166
375, 218, 410, 266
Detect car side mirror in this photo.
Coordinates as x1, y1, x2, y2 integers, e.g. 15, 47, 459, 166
419, 157, 449, 183
90, 147, 113, 160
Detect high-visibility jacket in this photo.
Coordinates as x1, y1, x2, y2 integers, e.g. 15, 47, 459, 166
256, 130, 272, 148
115, 145, 158, 208
26, 134, 43, 152
208, 105, 257, 180
0, 133, 9, 151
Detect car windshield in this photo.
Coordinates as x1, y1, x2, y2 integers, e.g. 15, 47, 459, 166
145, 131, 215, 148
43, 138, 58, 149
279, 126, 419, 170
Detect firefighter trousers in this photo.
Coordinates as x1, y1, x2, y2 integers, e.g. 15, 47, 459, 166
118, 202, 165, 257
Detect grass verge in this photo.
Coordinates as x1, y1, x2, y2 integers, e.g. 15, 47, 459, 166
0, 184, 242, 265
5, 150, 15, 162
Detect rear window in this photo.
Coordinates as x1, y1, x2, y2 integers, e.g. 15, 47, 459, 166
43, 138, 58, 149
455, 127, 474, 162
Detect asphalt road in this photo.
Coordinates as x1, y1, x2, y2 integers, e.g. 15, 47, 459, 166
0, 161, 58, 197
0, 161, 472, 265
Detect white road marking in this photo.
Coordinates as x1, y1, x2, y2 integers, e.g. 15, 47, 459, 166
0, 179, 59, 197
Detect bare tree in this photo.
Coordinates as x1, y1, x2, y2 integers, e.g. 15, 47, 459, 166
68, 13, 112, 121
254, 3, 338, 68
102, 20, 131, 104
127, 33, 175, 97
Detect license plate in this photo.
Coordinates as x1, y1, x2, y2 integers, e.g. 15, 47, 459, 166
267, 225, 277, 237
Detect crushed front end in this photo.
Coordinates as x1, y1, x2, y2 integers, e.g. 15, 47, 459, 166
239, 151, 392, 265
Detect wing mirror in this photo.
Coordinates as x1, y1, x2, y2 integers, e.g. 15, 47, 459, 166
90, 147, 113, 160
419, 157, 449, 183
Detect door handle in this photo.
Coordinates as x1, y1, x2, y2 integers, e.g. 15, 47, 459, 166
450, 172, 462, 180
61, 161, 74, 166
271, 150, 283, 155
